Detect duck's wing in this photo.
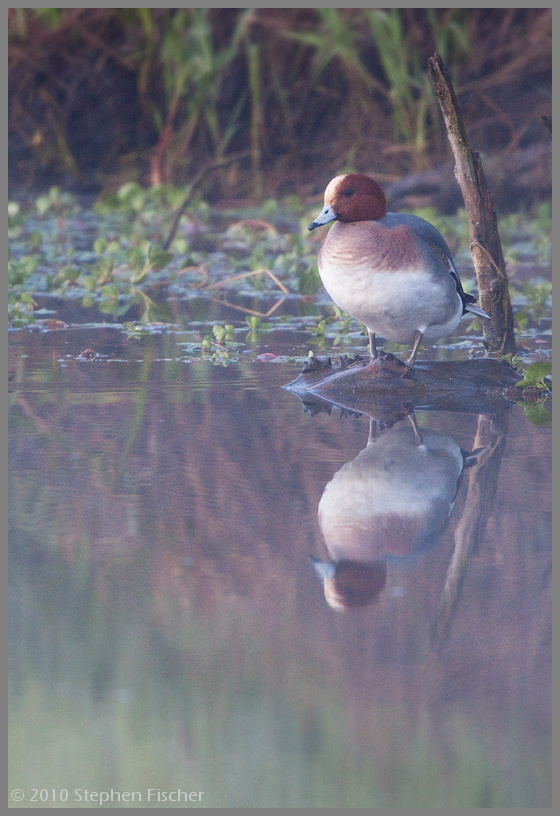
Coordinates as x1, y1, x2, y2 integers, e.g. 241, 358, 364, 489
384, 213, 489, 318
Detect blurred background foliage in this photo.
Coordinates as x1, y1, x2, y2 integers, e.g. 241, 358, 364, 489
8, 8, 551, 200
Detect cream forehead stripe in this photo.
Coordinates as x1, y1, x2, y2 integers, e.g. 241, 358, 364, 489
324, 175, 347, 204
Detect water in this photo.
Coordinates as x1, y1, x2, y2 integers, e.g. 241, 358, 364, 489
9, 321, 551, 808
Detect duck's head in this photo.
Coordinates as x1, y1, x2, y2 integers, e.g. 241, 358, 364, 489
310, 555, 387, 610
308, 173, 387, 230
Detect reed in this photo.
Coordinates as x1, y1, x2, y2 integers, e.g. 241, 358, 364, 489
364, 9, 470, 168
8, 9, 550, 198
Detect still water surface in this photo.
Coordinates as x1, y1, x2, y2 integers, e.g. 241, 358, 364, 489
9, 321, 551, 808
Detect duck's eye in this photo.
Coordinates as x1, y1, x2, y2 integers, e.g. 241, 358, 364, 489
343, 188, 354, 198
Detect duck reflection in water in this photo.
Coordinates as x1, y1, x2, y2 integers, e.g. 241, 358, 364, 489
311, 415, 485, 610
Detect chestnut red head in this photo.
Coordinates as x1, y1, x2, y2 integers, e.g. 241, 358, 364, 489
308, 174, 387, 230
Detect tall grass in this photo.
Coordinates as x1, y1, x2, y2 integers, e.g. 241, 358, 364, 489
364, 9, 470, 168
8, 9, 550, 197
135, 9, 248, 185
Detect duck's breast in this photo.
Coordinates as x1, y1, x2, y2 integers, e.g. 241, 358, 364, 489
318, 219, 462, 342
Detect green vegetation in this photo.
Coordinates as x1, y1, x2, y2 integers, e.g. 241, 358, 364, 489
7, 184, 310, 330
514, 361, 552, 391
8, 185, 551, 387
8, 185, 550, 310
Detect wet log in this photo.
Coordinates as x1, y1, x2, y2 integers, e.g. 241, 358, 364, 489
427, 54, 517, 355
285, 354, 532, 424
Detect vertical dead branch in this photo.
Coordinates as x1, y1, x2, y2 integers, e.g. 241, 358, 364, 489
427, 53, 516, 355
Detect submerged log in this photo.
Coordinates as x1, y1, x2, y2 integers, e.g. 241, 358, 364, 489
284, 354, 532, 423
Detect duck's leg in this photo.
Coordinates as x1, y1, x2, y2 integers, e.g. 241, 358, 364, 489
407, 412, 424, 446
405, 330, 423, 367
367, 329, 378, 360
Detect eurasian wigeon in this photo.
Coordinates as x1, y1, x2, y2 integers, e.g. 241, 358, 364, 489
308, 173, 488, 366
310, 415, 483, 610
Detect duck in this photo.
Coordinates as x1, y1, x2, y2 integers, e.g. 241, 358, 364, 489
308, 173, 488, 366
310, 414, 487, 610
